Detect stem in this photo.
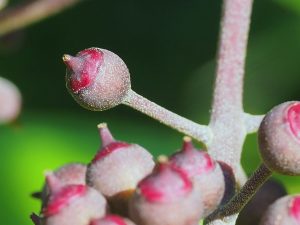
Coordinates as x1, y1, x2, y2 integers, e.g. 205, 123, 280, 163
243, 113, 264, 134
208, 0, 253, 182
0, 0, 81, 37
206, 164, 272, 222
123, 90, 213, 145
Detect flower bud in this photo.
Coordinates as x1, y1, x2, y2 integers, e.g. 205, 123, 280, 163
169, 137, 225, 216
36, 163, 87, 206
63, 48, 131, 111
260, 195, 300, 225
86, 123, 155, 215
129, 159, 203, 225
258, 101, 300, 175
41, 173, 107, 225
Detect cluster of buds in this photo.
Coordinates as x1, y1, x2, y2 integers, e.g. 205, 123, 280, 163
30, 47, 300, 225
31, 124, 224, 225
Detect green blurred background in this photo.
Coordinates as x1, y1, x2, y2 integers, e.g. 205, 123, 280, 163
0, 0, 300, 224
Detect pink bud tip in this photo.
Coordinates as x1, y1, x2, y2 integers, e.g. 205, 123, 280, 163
45, 172, 63, 194
170, 138, 215, 178
98, 123, 115, 147
138, 162, 192, 203
287, 103, 300, 141
90, 215, 127, 225
290, 196, 300, 223
92, 124, 131, 162
43, 184, 87, 217
182, 136, 194, 152
63, 48, 103, 93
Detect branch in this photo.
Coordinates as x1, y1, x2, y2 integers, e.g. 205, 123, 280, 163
206, 164, 272, 222
0, 0, 81, 37
124, 90, 213, 145
243, 113, 264, 134
207, 0, 254, 224
208, 0, 254, 181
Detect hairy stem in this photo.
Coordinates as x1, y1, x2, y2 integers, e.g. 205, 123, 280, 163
123, 90, 213, 145
207, 0, 254, 224
208, 0, 253, 183
206, 164, 272, 222
0, 0, 81, 37
243, 113, 264, 134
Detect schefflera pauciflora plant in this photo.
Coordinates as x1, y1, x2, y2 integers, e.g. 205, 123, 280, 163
33, 172, 107, 225
56, 0, 300, 224
86, 123, 155, 215
129, 156, 204, 225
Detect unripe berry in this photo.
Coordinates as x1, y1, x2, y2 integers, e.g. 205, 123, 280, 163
37, 163, 87, 205
129, 158, 203, 225
260, 195, 300, 225
63, 48, 131, 111
258, 101, 300, 175
0, 77, 21, 124
90, 215, 136, 225
169, 137, 225, 216
41, 173, 107, 225
86, 123, 155, 215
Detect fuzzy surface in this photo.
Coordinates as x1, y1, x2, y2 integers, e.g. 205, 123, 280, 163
43, 187, 107, 225
65, 48, 131, 111
86, 144, 154, 197
42, 163, 87, 203
258, 101, 300, 175
129, 181, 203, 225
260, 195, 300, 225
170, 145, 225, 216
138, 163, 192, 203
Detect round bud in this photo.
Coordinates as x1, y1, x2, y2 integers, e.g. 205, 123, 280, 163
86, 123, 155, 215
169, 137, 225, 216
41, 173, 107, 225
0, 77, 21, 124
63, 48, 131, 111
258, 101, 300, 175
260, 195, 300, 225
36, 163, 87, 205
129, 160, 203, 225
90, 215, 136, 225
